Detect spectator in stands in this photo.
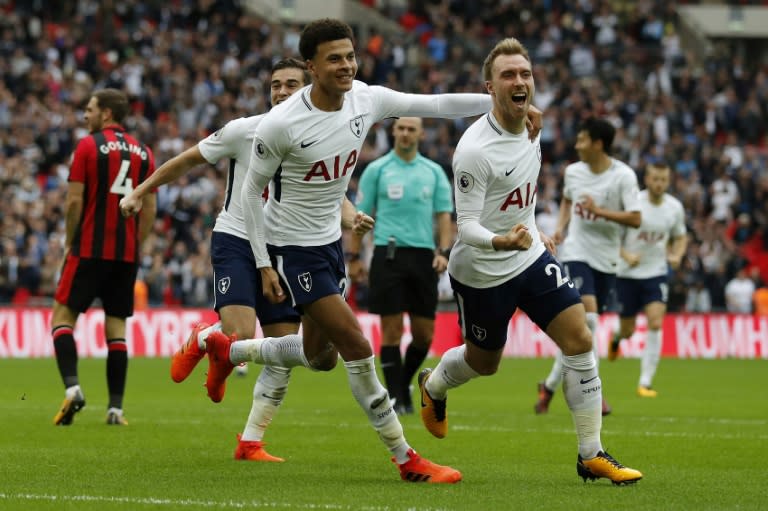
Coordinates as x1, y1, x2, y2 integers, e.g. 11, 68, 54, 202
0, 0, 766, 320
753, 279, 768, 316
725, 264, 756, 313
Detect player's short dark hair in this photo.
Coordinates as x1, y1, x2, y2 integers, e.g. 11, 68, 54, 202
272, 57, 311, 85
299, 18, 354, 61
482, 38, 531, 82
579, 117, 616, 154
647, 159, 671, 172
93, 88, 129, 123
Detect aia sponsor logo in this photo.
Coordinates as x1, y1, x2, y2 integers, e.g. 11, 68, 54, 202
303, 150, 358, 181
500, 182, 537, 210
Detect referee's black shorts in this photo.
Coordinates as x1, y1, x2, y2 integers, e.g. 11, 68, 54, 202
367, 246, 438, 318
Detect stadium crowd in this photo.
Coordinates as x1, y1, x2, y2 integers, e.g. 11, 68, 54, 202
1, 0, 767, 313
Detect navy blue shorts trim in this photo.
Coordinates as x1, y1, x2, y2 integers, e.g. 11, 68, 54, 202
563, 261, 616, 312
616, 275, 668, 317
211, 232, 299, 325
268, 239, 347, 313
450, 251, 582, 350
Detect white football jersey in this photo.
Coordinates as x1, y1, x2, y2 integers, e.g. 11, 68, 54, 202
243, 81, 491, 266
618, 190, 686, 279
198, 115, 265, 239
448, 112, 545, 288
559, 159, 641, 273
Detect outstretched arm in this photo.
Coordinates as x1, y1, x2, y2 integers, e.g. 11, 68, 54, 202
120, 145, 207, 217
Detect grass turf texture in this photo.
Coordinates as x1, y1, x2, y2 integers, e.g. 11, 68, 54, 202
1, 356, 766, 510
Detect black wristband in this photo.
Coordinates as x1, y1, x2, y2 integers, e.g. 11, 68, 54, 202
436, 248, 451, 258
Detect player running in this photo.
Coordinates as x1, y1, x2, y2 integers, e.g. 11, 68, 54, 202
417, 37, 643, 485
608, 161, 687, 397
120, 58, 372, 461
197, 18, 541, 483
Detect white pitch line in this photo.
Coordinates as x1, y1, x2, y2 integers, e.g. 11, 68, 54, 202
0, 493, 452, 511
450, 424, 768, 440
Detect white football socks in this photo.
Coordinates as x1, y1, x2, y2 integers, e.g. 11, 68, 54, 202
230, 335, 310, 368
640, 329, 662, 388
424, 345, 479, 400
562, 351, 603, 459
545, 311, 601, 393
344, 356, 410, 463
241, 366, 291, 441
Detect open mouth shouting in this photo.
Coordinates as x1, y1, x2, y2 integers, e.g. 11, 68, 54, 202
511, 91, 528, 107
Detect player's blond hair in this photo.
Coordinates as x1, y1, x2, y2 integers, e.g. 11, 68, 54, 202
482, 38, 531, 81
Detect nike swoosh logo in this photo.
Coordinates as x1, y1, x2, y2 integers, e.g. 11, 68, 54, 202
580, 376, 599, 384
300, 139, 318, 148
370, 395, 387, 409
505, 167, 516, 176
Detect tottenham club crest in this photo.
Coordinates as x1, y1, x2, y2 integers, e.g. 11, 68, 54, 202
457, 172, 474, 193
349, 115, 364, 138
218, 277, 231, 295
471, 324, 487, 342
298, 272, 312, 292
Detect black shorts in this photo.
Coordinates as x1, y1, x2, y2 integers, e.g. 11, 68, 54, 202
368, 246, 438, 318
54, 255, 138, 318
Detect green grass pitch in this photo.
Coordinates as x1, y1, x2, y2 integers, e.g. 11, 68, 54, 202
1, 356, 766, 510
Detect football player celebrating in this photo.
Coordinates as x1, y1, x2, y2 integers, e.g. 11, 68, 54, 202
417, 37, 643, 485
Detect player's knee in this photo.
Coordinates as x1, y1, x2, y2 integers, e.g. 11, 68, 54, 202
467, 356, 500, 376
565, 325, 593, 355
620, 326, 636, 339
474, 364, 499, 377
308, 343, 339, 371
646, 317, 663, 331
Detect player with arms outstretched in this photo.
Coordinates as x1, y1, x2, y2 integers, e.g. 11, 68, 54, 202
197, 18, 541, 483
120, 59, 371, 461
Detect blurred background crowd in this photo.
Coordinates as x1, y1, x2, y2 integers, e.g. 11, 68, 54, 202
1, 0, 767, 313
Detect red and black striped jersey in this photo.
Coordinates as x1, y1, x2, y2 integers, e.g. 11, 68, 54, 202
69, 126, 155, 262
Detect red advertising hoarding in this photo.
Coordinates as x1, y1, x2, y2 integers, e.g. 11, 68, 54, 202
0, 307, 765, 359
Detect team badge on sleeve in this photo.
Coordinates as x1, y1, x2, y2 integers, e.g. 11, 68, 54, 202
254, 137, 267, 159
457, 172, 474, 193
